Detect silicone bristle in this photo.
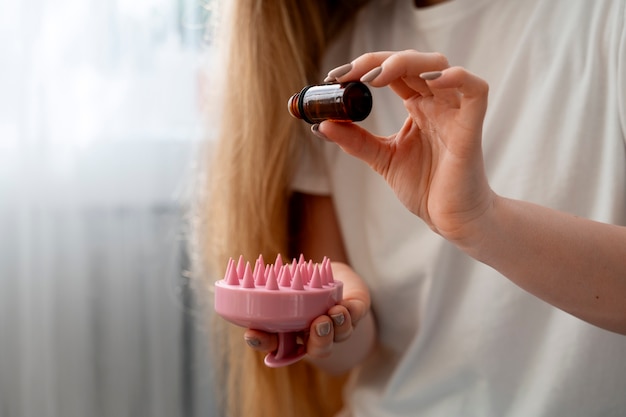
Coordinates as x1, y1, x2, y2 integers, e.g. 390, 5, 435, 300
226, 259, 240, 286
291, 258, 298, 275
236, 255, 246, 279
279, 266, 292, 287
254, 259, 266, 286
274, 254, 284, 274
224, 257, 234, 278
222, 254, 339, 291
309, 266, 322, 289
300, 263, 311, 284
265, 267, 279, 290
242, 263, 255, 288
320, 264, 329, 286
306, 260, 314, 283
323, 258, 334, 283
291, 268, 304, 290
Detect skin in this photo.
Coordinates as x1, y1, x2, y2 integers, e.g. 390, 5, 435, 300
245, 44, 626, 373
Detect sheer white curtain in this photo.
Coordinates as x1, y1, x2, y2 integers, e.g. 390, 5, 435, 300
0, 0, 217, 416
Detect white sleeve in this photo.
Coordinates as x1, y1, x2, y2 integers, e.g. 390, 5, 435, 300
291, 136, 331, 195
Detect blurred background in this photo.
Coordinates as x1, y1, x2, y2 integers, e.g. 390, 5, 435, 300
0, 0, 219, 415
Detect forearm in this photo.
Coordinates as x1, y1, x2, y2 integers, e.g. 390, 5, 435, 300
462, 195, 626, 334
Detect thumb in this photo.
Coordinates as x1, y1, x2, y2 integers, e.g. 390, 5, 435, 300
313, 121, 390, 169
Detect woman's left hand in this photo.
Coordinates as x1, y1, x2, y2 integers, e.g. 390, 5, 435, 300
243, 261, 374, 372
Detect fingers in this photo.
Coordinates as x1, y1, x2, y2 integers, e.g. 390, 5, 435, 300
324, 50, 486, 119
363, 50, 450, 99
329, 305, 353, 342
319, 64, 489, 150
324, 51, 396, 82
331, 261, 371, 326
243, 262, 372, 361
307, 304, 355, 358
325, 50, 450, 99
306, 262, 372, 359
341, 299, 369, 327
422, 66, 489, 125
242, 305, 357, 360
243, 329, 278, 353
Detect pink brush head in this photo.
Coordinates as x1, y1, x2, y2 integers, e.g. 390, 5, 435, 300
214, 254, 343, 367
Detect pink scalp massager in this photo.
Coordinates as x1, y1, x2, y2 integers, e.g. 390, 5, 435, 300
214, 254, 343, 367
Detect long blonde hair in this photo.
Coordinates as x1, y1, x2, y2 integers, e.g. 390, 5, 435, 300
196, 1, 368, 416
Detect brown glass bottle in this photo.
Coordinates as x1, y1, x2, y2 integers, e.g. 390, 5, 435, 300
288, 82, 372, 124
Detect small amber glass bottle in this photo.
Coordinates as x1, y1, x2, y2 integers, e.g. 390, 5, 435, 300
288, 82, 372, 124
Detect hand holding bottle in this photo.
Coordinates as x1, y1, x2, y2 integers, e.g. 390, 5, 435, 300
316, 50, 494, 247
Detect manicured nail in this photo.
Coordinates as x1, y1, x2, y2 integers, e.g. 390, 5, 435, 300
331, 313, 345, 327
311, 124, 328, 140
244, 337, 261, 348
419, 71, 442, 81
360, 66, 382, 83
316, 322, 331, 337
325, 63, 353, 82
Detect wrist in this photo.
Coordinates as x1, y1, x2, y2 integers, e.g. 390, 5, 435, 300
443, 191, 502, 263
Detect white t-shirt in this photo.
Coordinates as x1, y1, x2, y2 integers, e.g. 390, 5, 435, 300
293, 0, 626, 416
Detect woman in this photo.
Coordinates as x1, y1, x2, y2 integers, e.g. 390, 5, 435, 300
199, 0, 626, 416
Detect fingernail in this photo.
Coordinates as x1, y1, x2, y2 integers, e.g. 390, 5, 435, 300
360, 66, 382, 83
331, 313, 345, 327
311, 124, 328, 140
244, 337, 261, 348
316, 322, 331, 337
325, 63, 353, 81
419, 71, 442, 81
